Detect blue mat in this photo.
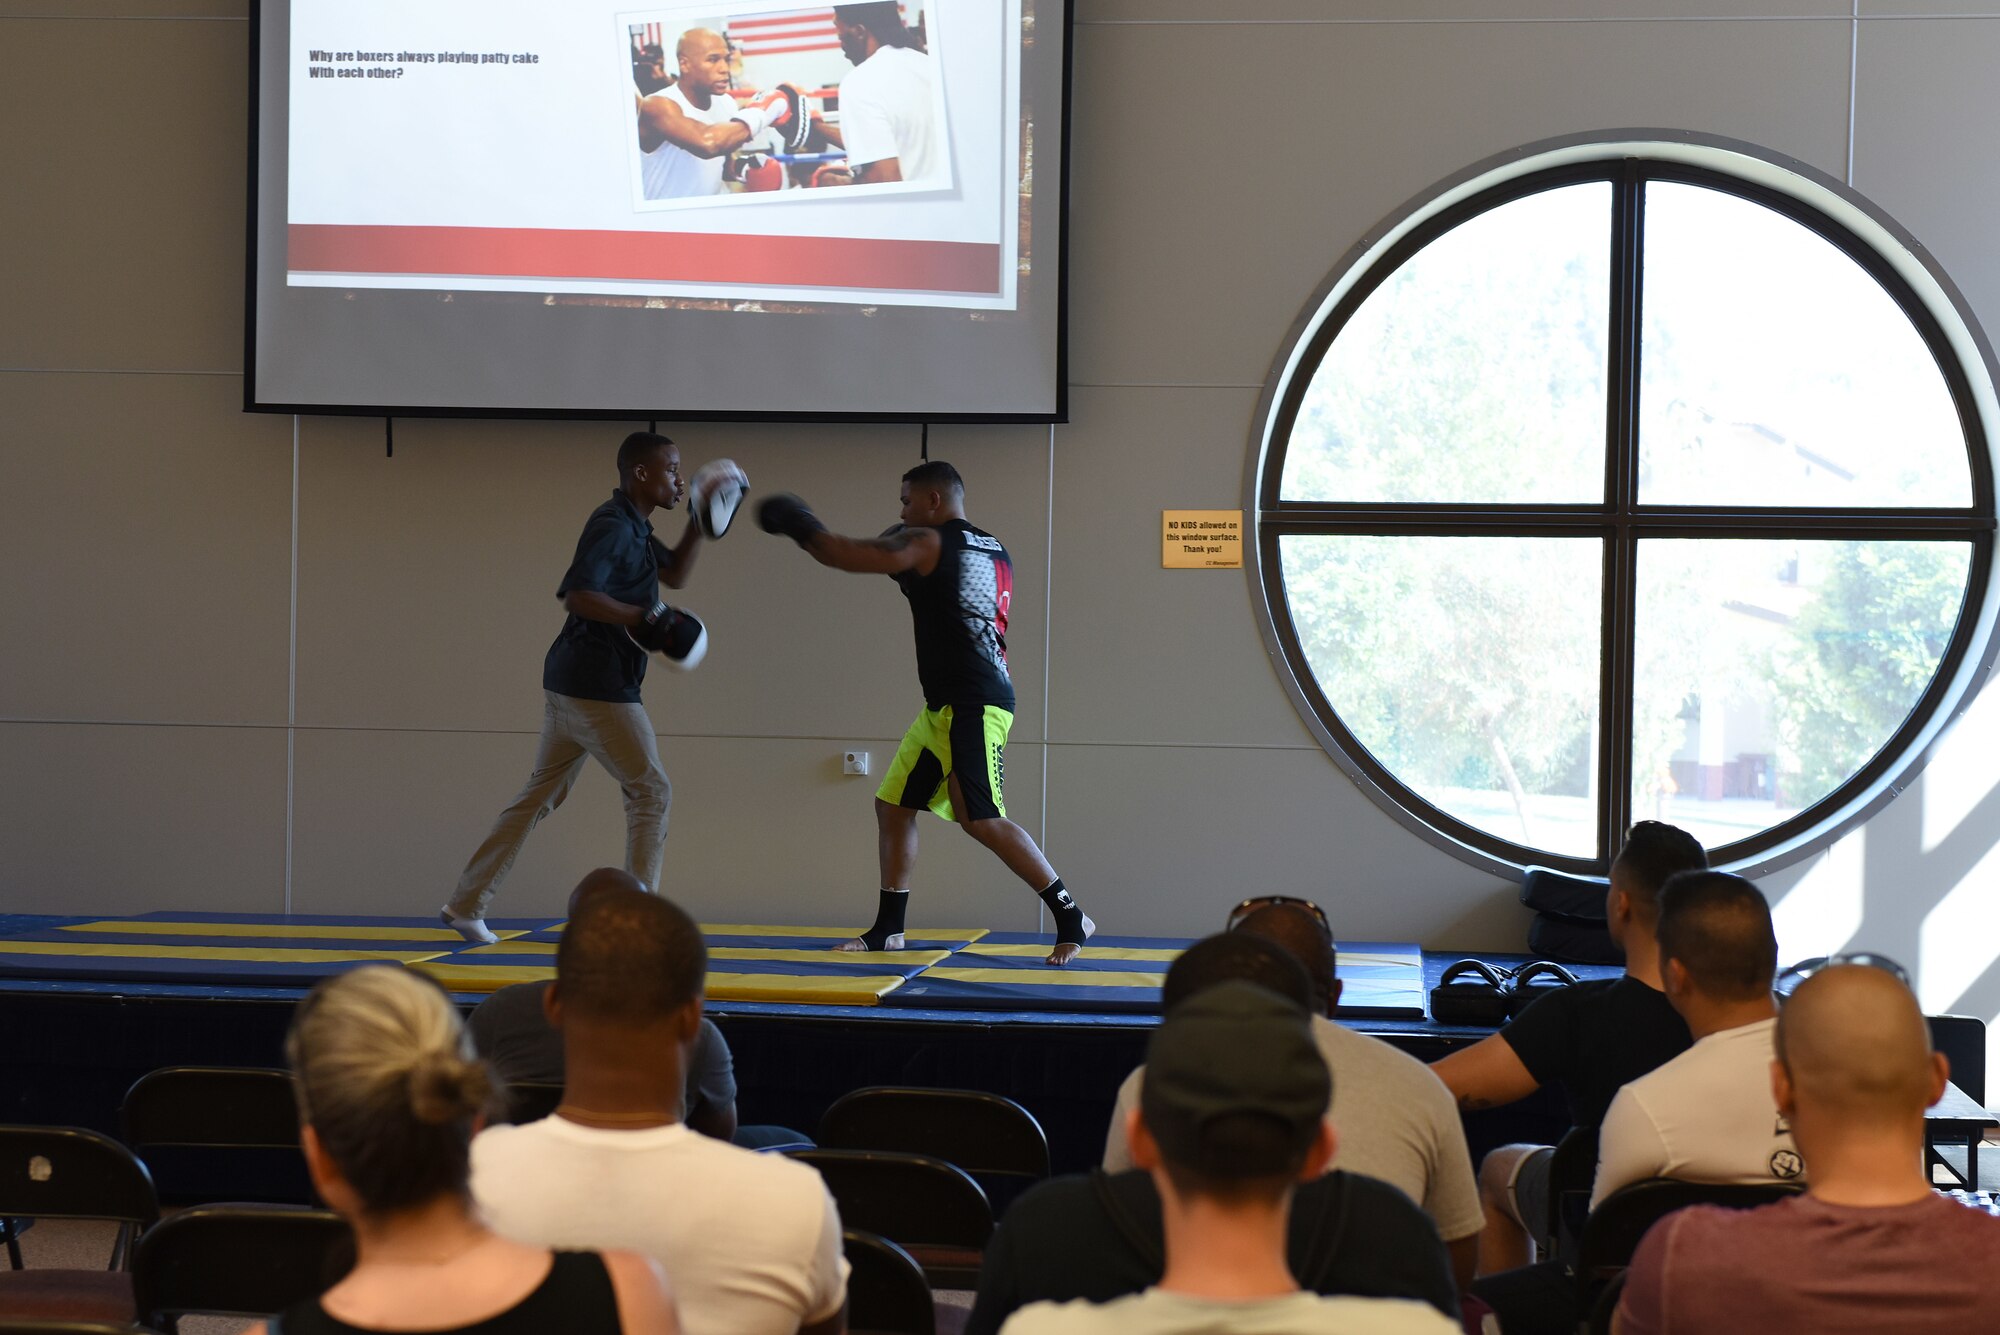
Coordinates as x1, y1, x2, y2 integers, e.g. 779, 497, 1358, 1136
882, 935, 1428, 1017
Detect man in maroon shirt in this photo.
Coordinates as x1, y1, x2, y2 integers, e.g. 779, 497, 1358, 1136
1616, 963, 1997, 1333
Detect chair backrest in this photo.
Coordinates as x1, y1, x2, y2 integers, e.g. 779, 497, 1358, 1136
1929, 1015, 1987, 1105
0, 1127, 158, 1230
131, 1204, 350, 1325
0, 1323, 166, 1334
787, 1150, 992, 1251
506, 1082, 566, 1126
819, 1087, 1050, 1181
1576, 1177, 1802, 1277
121, 1068, 300, 1151
841, 1230, 935, 1335
1544, 1124, 1600, 1246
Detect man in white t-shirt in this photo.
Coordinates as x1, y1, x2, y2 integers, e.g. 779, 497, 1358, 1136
1101, 902, 1484, 1288
636, 28, 805, 200
1592, 870, 1801, 1206
1004, 980, 1455, 1335
471, 886, 847, 1335
814, 3, 942, 187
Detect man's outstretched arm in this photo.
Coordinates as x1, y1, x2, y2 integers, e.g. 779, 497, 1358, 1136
759, 493, 940, 576
1432, 1032, 1541, 1112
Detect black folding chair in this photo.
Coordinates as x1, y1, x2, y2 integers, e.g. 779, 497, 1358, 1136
121, 1067, 310, 1205
819, 1087, 1048, 1213
132, 1204, 350, 1334
0, 1127, 159, 1326
789, 1149, 991, 1287
1576, 1177, 1802, 1286
842, 1230, 934, 1335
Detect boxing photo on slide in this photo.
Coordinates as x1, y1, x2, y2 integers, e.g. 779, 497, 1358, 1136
624, 1, 953, 211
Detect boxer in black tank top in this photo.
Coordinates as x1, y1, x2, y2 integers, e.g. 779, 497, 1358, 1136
759, 460, 1096, 966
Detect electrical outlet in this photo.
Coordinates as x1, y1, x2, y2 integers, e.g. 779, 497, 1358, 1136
843, 751, 870, 775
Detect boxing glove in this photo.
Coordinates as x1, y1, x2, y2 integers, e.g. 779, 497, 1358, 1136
629, 601, 709, 671
758, 493, 827, 548
687, 459, 750, 539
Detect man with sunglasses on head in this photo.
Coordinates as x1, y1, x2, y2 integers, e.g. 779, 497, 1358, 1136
1100, 896, 1485, 1289
1616, 963, 1996, 1334
1431, 821, 1707, 1274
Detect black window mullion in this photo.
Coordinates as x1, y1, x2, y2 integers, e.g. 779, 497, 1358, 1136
1598, 162, 1646, 869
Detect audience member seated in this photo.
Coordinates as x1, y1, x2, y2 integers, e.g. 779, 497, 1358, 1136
1432, 821, 1706, 1270
471, 886, 847, 1335
1617, 963, 1999, 1332
1592, 870, 1798, 1206
1103, 902, 1483, 1286
971, 934, 1458, 1335
469, 867, 768, 1145
250, 965, 675, 1335
999, 980, 1457, 1334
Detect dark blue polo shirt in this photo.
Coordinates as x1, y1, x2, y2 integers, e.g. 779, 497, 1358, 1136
543, 490, 670, 704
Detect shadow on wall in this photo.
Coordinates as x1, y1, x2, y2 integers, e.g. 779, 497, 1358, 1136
1765, 666, 2000, 1083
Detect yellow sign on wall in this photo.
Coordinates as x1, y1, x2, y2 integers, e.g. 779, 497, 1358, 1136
1162, 510, 1244, 569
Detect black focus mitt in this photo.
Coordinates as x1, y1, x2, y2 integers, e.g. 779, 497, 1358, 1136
629, 601, 708, 671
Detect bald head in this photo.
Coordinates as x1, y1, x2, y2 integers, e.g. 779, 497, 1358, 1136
1778, 965, 1941, 1122
676, 27, 723, 62
568, 866, 643, 919
1233, 904, 1335, 1016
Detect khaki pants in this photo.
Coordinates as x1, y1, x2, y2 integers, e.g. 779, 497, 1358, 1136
448, 691, 670, 919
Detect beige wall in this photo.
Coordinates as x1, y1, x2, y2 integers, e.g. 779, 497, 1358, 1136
6, 2, 2000, 1029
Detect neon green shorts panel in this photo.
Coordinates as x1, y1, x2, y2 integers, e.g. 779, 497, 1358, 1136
876, 704, 1013, 821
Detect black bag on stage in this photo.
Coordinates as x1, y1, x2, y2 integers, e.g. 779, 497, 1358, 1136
1430, 959, 1511, 1027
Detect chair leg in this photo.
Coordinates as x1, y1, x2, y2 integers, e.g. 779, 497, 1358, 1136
1, 1218, 20, 1270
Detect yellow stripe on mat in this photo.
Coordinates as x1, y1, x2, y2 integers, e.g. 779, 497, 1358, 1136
0, 941, 445, 964
921, 967, 1169, 988
60, 921, 524, 943
1336, 951, 1416, 968
450, 943, 947, 966
699, 925, 989, 942
705, 971, 906, 1004
412, 963, 913, 1004
412, 962, 552, 992
966, 945, 1183, 962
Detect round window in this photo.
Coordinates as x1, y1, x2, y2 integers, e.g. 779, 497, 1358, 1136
1252, 134, 1999, 876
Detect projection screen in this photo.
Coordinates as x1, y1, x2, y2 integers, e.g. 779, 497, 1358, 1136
248, 0, 1069, 421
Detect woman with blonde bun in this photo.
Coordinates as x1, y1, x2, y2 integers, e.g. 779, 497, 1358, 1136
248, 965, 676, 1335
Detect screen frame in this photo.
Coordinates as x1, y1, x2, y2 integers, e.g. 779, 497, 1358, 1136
242, 0, 1072, 424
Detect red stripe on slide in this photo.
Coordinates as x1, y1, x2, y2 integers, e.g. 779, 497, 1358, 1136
733, 39, 842, 54
288, 225, 1002, 294
729, 10, 834, 28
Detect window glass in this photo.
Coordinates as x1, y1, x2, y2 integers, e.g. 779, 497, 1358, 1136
1632, 539, 1971, 850
1281, 184, 1611, 505
1640, 182, 1971, 508
1282, 534, 1603, 855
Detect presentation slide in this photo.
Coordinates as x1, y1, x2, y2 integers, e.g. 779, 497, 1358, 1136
249, 1, 1068, 420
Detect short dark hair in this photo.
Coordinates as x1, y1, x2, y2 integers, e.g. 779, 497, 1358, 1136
901, 459, 963, 495
1613, 821, 1709, 922
1232, 904, 1335, 1015
555, 888, 706, 1022
835, 2, 909, 46
617, 430, 674, 477
1161, 932, 1313, 1016
1656, 871, 1777, 1003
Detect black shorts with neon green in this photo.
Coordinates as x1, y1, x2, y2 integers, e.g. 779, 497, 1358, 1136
877, 703, 1013, 822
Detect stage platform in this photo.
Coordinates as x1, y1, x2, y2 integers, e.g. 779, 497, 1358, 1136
0, 911, 1431, 1017
0, 911, 1600, 1174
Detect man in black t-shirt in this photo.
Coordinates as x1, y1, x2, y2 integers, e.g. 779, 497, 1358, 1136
758, 461, 1095, 965
1431, 821, 1706, 1273
440, 433, 704, 941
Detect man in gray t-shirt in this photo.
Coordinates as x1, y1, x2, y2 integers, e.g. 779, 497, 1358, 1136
1003, 977, 1454, 1335
469, 979, 739, 1140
